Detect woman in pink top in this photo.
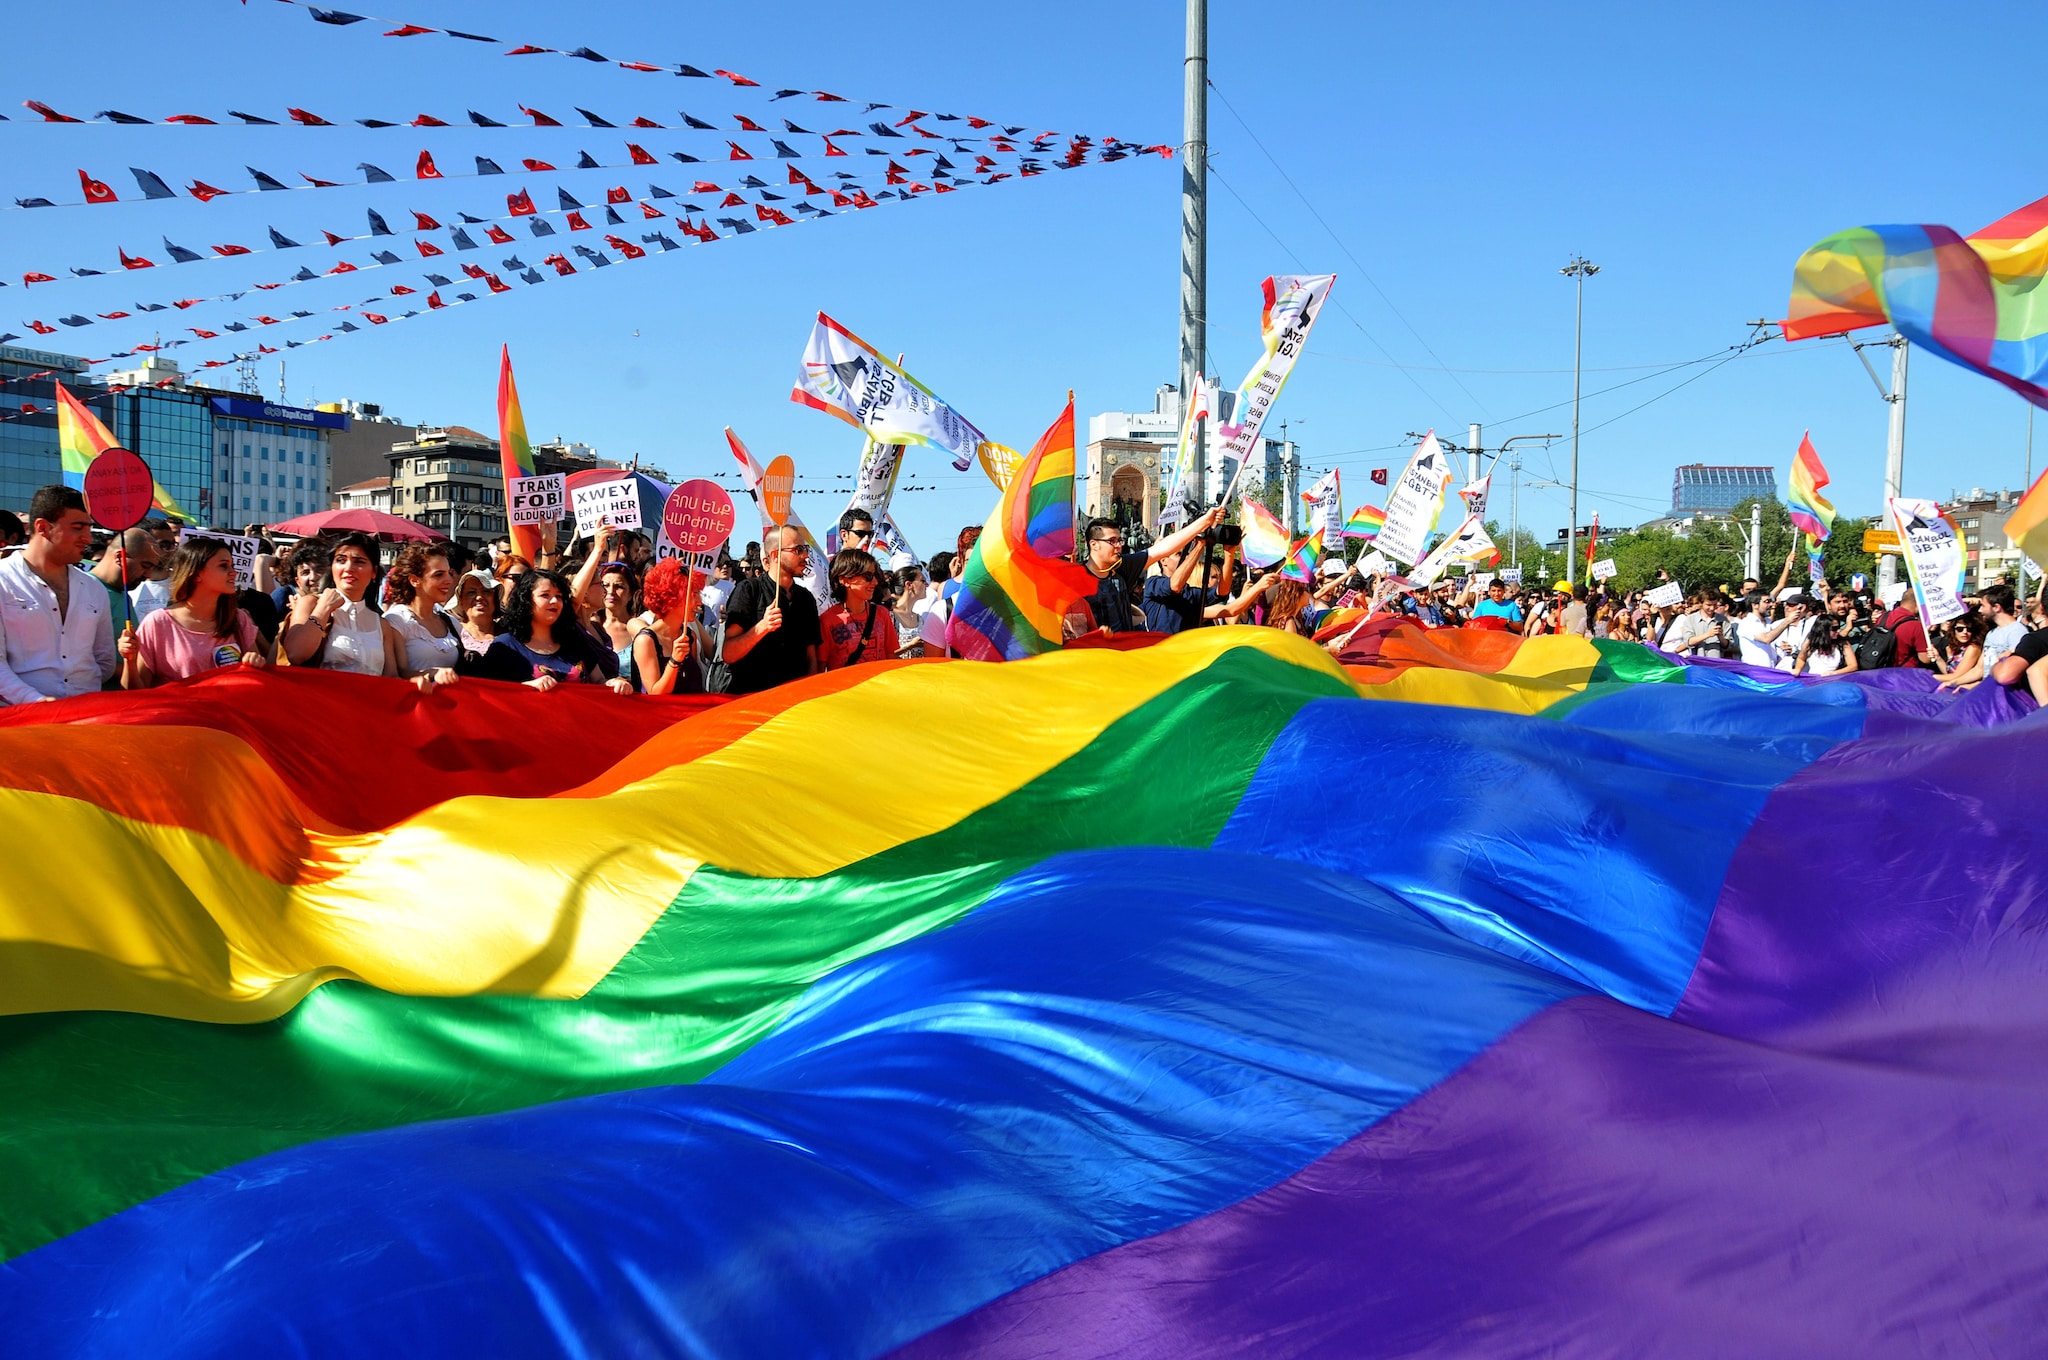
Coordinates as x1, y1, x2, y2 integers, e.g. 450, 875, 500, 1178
116, 537, 268, 688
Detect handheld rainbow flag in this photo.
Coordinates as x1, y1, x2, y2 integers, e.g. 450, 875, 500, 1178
496, 346, 540, 558
55, 383, 186, 520
1585, 512, 1599, 570
1238, 494, 1293, 568
1277, 528, 1324, 583
2006, 466, 2048, 581
949, 395, 1096, 662
1787, 432, 1837, 542
1783, 190, 2048, 408
1343, 503, 1386, 539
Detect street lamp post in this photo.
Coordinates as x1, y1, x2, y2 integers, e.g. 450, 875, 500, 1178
1487, 433, 1562, 569
1560, 257, 1599, 586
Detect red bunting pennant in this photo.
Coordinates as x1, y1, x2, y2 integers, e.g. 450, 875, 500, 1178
288, 108, 333, 126
641, 202, 665, 218
118, 249, 153, 270
627, 143, 657, 166
565, 212, 590, 230
415, 240, 443, 256
166, 114, 216, 124
416, 150, 442, 179
384, 24, 435, 36
27, 321, 56, 335
427, 291, 445, 308
330, 262, 359, 273
713, 70, 759, 86
78, 170, 118, 204
521, 158, 556, 172
506, 189, 536, 215
212, 244, 252, 256
726, 141, 754, 161
519, 106, 562, 127
485, 275, 511, 293
389, 284, 414, 294
735, 115, 766, 132
543, 253, 574, 275
605, 186, 630, 204
485, 224, 514, 244
412, 113, 450, 127
23, 272, 56, 285
412, 211, 441, 229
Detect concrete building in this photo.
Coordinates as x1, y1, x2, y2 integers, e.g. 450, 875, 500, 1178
1671, 464, 1776, 515
336, 477, 394, 513
1943, 487, 2026, 588
207, 390, 345, 528
322, 401, 421, 500
1086, 384, 1296, 531
389, 426, 507, 544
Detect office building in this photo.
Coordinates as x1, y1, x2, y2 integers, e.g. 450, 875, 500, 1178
1942, 487, 2027, 588
0, 344, 94, 514
322, 401, 421, 498
209, 391, 345, 527
1672, 464, 1776, 515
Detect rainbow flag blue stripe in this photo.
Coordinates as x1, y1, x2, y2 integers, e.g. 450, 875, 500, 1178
0, 627, 2040, 1357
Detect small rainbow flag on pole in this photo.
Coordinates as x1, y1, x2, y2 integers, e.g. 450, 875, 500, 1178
1278, 528, 1325, 583
1787, 432, 1837, 543
950, 395, 1097, 661
497, 346, 540, 557
55, 382, 186, 520
1343, 503, 1386, 539
1239, 495, 1293, 567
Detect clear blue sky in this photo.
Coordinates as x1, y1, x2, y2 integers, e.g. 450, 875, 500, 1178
3, 1, 2041, 553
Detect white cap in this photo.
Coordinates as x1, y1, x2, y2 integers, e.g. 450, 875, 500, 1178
889, 551, 916, 571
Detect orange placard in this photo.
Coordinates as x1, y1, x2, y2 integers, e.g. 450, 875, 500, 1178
762, 454, 795, 528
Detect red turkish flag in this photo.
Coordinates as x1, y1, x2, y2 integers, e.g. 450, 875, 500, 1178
22, 272, 56, 285
415, 150, 443, 180
521, 158, 557, 172
726, 141, 754, 161
1370, 468, 1388, 486
506, 190, 537, 215
412, 211, 441, 230
188, 180, 229, 202
606, 186, 630, 204
485, 274, 511, 294
416, 240, 444, 257
27, 321, 56, 335
211, 244, 252, 256
627, 143, 658, 166
486, 225, 514, 244
78, 170, 118, 204
565, 212, 591, 231
428, 291, 446, 309
641, 202, 665, 219
119, 249, 155, 270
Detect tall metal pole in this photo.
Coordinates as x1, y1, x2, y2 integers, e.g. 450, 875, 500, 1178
1510, 448, 1521, 568
1467, 423, 1482, 487
1877, 335, 1908, 592
1561, 257, 1598, 586
1181, 0, 1208, 508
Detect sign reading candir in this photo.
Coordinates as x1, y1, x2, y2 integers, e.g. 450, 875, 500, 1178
1643, 580, 1684, 609
571, 478, 643, 537
507, 474, 567, 527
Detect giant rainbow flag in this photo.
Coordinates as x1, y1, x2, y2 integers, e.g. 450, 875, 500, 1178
0, 627, 2041, 1356
948, 396, 1096, 661
1783, 190, 2048, 406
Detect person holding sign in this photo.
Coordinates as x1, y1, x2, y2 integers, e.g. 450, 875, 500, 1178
0, 486, 117, 704
116, 537, 268, 688
625, 559, 707, 696
721, 524, 821, 693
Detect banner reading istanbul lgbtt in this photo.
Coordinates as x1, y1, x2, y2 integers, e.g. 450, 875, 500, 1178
1888, 496, 1968, 626
1375, 431, 1455, 567
1216, 273, 1337, 473
792, 312, 985, 471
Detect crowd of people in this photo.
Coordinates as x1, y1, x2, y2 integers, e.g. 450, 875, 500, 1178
1, 483, 2043, 707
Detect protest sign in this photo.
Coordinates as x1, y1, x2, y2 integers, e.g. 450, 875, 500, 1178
1359, 550, 1392, 577
662, 480, 737, 557
1469, 573, 1495, 593
179, 527, 260, 588
1888, 497, 1967, 626
1216, 273, 1336, 470
1643, 580, 1684, 608
1302, 469, 1344, 554
507, 473, 566, 528
846, 439, 905, 520
572, 478, 643, 537
762, 456, 795, 528
1375, 433, 1454, 566
1499, 566, 1523, 586
1589, 557, 1618, 581
83, 447, 154, 532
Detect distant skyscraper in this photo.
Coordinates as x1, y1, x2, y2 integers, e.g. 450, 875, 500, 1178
1672, 464, 1776, 514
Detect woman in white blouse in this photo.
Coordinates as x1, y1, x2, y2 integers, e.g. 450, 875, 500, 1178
280, 533, 402, 678
383, 542, 464, 692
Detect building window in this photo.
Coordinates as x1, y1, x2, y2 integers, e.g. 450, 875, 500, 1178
260, 446, 269, 461
260, 498, 269, 512
415, 459, 428, 474
242, 497, 251, 511
296, 448, 305, 464
242, 470, 251, 485
242, 444, 251, 458
295, 501, 304, 514
259, 472, 269, 487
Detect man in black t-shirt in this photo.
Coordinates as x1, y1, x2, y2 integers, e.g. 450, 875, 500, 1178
1991, 626, 2048, 705
722, 524, 822, 693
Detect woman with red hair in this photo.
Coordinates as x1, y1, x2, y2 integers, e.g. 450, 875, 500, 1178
624, 557, 707, 695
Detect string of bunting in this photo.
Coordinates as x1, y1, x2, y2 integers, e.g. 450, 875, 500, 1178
8, 130, 1151, 215
12, 148, 1045, 287
6, 148, 1128, 368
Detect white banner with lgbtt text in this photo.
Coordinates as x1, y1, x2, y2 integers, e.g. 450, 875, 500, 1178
1216, 273, 1337, 473
792, 312, 985, 471
1888, 496, 1968, 626
1375, 432, 1456, 567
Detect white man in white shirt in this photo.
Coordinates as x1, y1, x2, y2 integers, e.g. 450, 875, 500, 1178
0, 485, 117, 704
1771, 588, 1814, 671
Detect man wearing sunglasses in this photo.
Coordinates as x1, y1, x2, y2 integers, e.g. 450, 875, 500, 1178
838, 508, 878, 553
721, 524, 823, 693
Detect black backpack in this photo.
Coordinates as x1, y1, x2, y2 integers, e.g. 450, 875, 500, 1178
1856, 622, 1898, 671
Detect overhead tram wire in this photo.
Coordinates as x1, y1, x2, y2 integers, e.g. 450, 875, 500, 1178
1207, 164, 1460, 425
1208, 79, 1493, 420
